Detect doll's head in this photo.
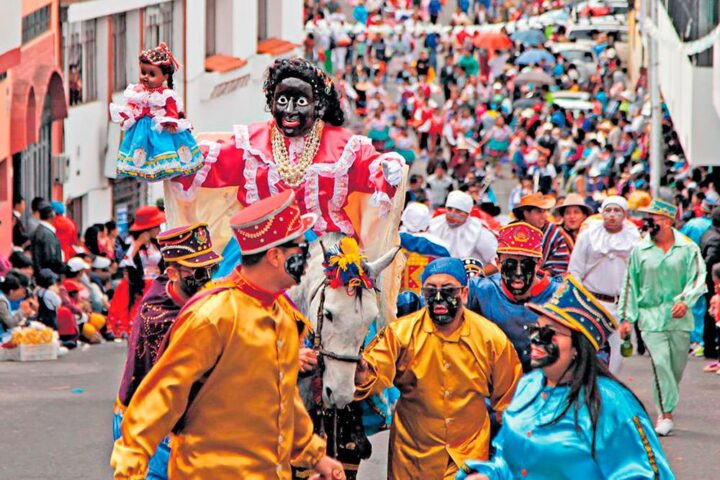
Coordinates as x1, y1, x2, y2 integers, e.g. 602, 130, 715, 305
138, 42, 179, 89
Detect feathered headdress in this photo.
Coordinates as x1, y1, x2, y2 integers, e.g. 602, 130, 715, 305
323, 237, 373, 292
139, 42, 181, 70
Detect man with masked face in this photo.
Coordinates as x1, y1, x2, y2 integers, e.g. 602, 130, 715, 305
619, 198, 706, 437
354, 257, 521, 480
512, 192, 572, 277
467, 222, 560, 372
429, 190, 498, 273
112, 190, 344, 480
569, 196, 640, 373
113, 223, 222, 479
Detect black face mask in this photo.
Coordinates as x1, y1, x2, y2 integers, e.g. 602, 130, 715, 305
528, 325, 561, 369
178, 266, 216, 298
285, 243, 309, 284
272, 78, 317, 138
642, 217, 661, 237
422, 286, 463, 325
501, 258, 537, 297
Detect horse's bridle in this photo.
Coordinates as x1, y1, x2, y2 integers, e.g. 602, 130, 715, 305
310, 280, 364, 364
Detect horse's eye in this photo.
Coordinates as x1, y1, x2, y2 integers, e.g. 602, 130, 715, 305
324, 310, 333, 322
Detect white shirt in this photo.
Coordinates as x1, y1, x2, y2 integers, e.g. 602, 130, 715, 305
568, 219, 641, 298
429, 215, 498, 265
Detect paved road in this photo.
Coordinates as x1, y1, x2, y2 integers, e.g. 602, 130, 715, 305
0, 341, 717, 479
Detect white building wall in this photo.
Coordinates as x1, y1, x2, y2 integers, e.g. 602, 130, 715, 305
714, 35, 720, 117
657, 3, 720, 166
63, 101, 110, 204
0, 0, 22, 55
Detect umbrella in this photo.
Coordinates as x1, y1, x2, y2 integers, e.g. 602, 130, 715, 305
472, 31, 513, 51
514, 70, 554, 85
512, 97, 543, 110
510, 29, 547, 46
515, 49, 556, 66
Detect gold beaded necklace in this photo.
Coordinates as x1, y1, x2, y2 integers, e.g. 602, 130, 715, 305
270, 120, 324, 188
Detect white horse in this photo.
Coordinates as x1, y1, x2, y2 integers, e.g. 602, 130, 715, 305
288, 232, 399, 409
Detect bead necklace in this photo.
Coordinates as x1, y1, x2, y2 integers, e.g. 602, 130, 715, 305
271, 120, 324, 188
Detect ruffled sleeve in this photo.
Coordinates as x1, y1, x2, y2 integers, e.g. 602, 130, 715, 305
347, 140, 405, 216
170, 133, 247, 201
150, 89, 192, 133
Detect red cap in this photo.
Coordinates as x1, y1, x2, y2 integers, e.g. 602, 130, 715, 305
230, 190, 316, 255
62, 279, 84, 293
497, 222, 544, 258
533, 103, 543, 112
130, 206, 166, 232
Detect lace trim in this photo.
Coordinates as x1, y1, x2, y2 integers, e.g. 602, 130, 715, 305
244, 154, 260, 204
170, 141, 221, 201
304, 170, 327, 233
151, 116, 192, 133
123, 83, 181, 109
109, 104, 136, 131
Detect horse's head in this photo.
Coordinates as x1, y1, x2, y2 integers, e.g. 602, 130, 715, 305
307, 234, 398, 408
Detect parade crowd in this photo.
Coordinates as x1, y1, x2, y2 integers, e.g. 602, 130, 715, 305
3, 1, 719, 479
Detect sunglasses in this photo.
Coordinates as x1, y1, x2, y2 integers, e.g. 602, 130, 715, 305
421, 286, 463, 298
179, 265, 218, 281
526, 324, 571, 343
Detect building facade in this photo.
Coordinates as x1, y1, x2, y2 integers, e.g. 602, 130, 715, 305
629, 0, 720, 167
0, 0, 68, 253
60, 0, 303, 234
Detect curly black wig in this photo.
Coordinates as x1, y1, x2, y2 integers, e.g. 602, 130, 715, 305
263, 57, 345, 127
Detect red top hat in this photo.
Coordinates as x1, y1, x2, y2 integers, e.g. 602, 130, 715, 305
157, 223, 222, 268
130, 206, 166, 232
497, 222, 544, 258
230, 190, 317, 255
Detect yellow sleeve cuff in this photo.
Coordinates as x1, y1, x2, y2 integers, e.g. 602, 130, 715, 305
291, 433, 327, 469
110, 440, 149, 480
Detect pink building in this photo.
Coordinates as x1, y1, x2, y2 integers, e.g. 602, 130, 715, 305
0, 0, 68, 254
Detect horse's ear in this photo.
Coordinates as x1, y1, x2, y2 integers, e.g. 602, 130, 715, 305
319, 240, 327, 258
365, 246, 401, 280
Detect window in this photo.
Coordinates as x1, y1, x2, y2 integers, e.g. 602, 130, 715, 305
22, 5, 50, 44
144, 3, 174, 49
257, 0, 268, 41
63, 20, 97, 104
206, 0, 216, 57
83, 20, 98, 102
113, 14, 127, 91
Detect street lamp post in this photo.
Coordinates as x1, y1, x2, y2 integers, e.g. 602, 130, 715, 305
646, 0, 663, 196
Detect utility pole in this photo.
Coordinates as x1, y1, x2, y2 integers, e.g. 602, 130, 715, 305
646, 0, 663, 196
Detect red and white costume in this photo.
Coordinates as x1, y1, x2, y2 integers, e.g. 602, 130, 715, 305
173, 121, 405, 237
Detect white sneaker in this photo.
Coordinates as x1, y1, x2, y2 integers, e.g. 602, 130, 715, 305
655, 417, 674, 436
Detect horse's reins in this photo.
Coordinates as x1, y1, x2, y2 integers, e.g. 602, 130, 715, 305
311, 280, 364, 365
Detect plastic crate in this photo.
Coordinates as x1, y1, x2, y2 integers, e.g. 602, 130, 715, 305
5, 342, 59, 362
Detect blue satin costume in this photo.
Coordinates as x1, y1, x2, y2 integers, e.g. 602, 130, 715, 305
467, 274, 560, 371
457, 370, 675, 479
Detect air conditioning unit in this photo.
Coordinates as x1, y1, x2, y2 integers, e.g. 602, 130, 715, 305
52, 153, 70, 184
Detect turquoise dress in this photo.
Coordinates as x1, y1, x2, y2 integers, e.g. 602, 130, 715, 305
457, 370, 675, 479
110, 84, 202, 181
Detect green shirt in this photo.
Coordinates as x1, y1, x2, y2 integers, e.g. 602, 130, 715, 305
458, 54, 479, 76
619, 230, 706, 332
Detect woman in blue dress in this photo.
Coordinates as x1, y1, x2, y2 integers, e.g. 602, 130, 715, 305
458, 275, 675, 480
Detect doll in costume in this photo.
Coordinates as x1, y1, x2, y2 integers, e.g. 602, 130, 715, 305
110, 43, 202, 180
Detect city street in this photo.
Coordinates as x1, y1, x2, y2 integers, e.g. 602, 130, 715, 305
0, 338, 717, 478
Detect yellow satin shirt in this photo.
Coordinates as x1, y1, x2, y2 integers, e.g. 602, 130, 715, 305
355, 308, 522, 480
110, 278, 325, 479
